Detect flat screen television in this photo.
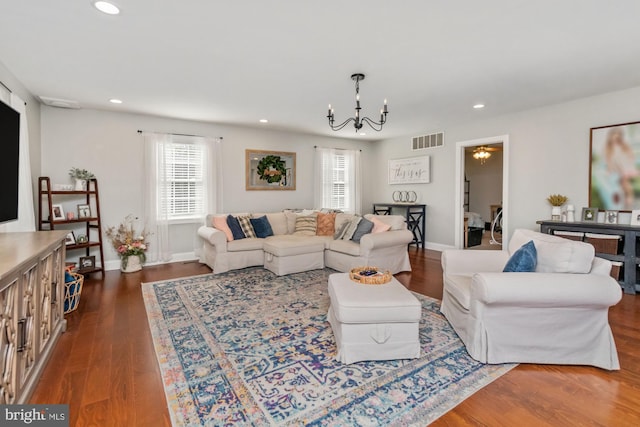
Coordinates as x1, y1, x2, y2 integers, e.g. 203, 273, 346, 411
0, 99, 20, 224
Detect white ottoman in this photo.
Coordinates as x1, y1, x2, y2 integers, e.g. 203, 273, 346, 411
327, 272, 422, 364
263, 239, 325, 275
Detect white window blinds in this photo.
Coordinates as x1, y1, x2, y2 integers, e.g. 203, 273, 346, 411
162, 142, 206, 220
315, 147, 361, 214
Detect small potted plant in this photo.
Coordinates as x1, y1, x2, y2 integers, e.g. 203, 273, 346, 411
547, 194, 568, 220
69, 167, 96, 190
105, 215, 150, 273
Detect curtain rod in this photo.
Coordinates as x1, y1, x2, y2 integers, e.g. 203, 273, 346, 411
137, 129, 222, 140
314, 145, 362, 152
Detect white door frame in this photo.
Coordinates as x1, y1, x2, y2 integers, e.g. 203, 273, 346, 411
454, 134, 510, 249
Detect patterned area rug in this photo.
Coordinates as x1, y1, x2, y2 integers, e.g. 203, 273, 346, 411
142, 268, 515, 426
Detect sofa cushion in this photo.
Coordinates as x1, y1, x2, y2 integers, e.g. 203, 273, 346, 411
503, 240, 537, 272
351, 218, 374, 243
250, 215, 274, 238
534, 240, 595, 274
329, 239, 361, 256
370, 216, 391, 233
316, 212, 336, 236
227, 237, 264, 252
444, 274, 472, 310
266, 212, 288, 235
364, 214, 405, 231
226, 215, 246, 240
212, 215, 234, 241
294, 215, 317, 236
237, 215, 256, 238
263, 239, 324, 257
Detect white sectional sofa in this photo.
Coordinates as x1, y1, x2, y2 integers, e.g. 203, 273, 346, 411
197, 211, 413, 274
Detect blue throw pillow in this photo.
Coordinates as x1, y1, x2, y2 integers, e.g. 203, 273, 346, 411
250, 215, 274, 238
226, 215, 246, 240
351, 218, 374, 243
503, 240, 537, 272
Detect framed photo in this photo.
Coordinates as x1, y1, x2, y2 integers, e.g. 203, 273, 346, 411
52, 204, 65, 221
605, 210, 619, 224
65, 231, 76, 246
77, 204, 91, 218
631, 210, 640, 226
388, 156, 431, 184
246, 149, 296, 191
590, 121, 640, 211
581, 207, 598, 222
79, 255, 96, 271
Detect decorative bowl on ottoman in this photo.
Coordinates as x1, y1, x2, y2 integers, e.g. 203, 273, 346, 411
348, 266, 392, 285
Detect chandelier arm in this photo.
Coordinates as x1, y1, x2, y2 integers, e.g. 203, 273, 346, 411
329, 117, 356, 131
361, 117, 384, 132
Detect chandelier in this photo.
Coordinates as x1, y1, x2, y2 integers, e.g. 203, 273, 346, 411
473, 146, 492, 164
327, 73, 388, 132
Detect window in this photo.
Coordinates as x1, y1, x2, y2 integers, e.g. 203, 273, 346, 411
161, 142, 206, 220
315, 147, 361, 213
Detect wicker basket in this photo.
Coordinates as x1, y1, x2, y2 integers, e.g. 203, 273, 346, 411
584, 233, 622, 255
610, 261, 623, 281
349, 266, 392, 285
553, 230, 584, 241
64, 272, 84, 314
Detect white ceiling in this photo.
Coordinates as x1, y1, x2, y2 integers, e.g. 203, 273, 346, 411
1, 1, 640, 140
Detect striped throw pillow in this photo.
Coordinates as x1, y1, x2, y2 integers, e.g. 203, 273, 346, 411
237, 215, 256, 238
294, 215, 317, 236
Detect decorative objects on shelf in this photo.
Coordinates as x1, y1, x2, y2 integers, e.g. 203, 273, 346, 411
605, 210, 619, 224
349, 266, 392, 285
547, 194, 568, 220
581, 207, 598, 222
69, 167, 96, 191
246, 149, 296, 191
388, 156, 430, 184
590, 121, 640, 211
327, 73, 388, 132
392, 191, 417, 203
105, 214, 150, 272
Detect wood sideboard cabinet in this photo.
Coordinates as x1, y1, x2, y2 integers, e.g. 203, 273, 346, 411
0, 231, 67, 404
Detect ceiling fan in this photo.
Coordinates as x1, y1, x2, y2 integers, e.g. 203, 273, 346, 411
471, 145, 501, 164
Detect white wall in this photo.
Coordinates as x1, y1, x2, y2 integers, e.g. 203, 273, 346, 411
372, 85, 640, 247
40, 107, 371, 266
465, 149, 503, 221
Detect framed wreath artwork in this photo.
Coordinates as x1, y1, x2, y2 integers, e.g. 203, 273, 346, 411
246, 149, 296, 190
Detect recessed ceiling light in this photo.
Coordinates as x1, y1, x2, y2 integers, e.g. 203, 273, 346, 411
359, 132, 367, 136
109, 98, 122, 104
473, 103, 485, 109
259, 119, 268, 123
93, 1, 120, 15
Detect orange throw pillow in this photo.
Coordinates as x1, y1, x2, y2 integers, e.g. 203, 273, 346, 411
316, 212, 336, 236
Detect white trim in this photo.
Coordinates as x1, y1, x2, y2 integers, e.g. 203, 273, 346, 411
424, 241, 456, 252
454, 135, 510, 250
103, 251, 200, 271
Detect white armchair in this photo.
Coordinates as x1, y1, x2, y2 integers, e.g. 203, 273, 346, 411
441, 229, 622, 370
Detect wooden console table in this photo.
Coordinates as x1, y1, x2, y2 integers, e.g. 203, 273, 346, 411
538, 220, 640, 295
373, 203, 426, 248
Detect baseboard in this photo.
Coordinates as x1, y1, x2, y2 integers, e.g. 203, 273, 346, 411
423, 242, 456, 252
103, 251, 199, 271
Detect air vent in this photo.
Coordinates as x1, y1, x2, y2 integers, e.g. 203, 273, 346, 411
39, 96, 81, 109
411, 132, 444, 150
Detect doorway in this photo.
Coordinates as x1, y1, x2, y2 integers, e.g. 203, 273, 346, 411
454, 135, 509, 249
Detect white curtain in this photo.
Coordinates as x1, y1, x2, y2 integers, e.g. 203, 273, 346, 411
194, 136, 223, 258
314, 147, 361, 214
1, 92, 35, 232
143, 132, 172, 264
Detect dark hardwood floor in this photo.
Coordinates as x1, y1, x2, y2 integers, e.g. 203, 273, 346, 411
30, 249, 640, 426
